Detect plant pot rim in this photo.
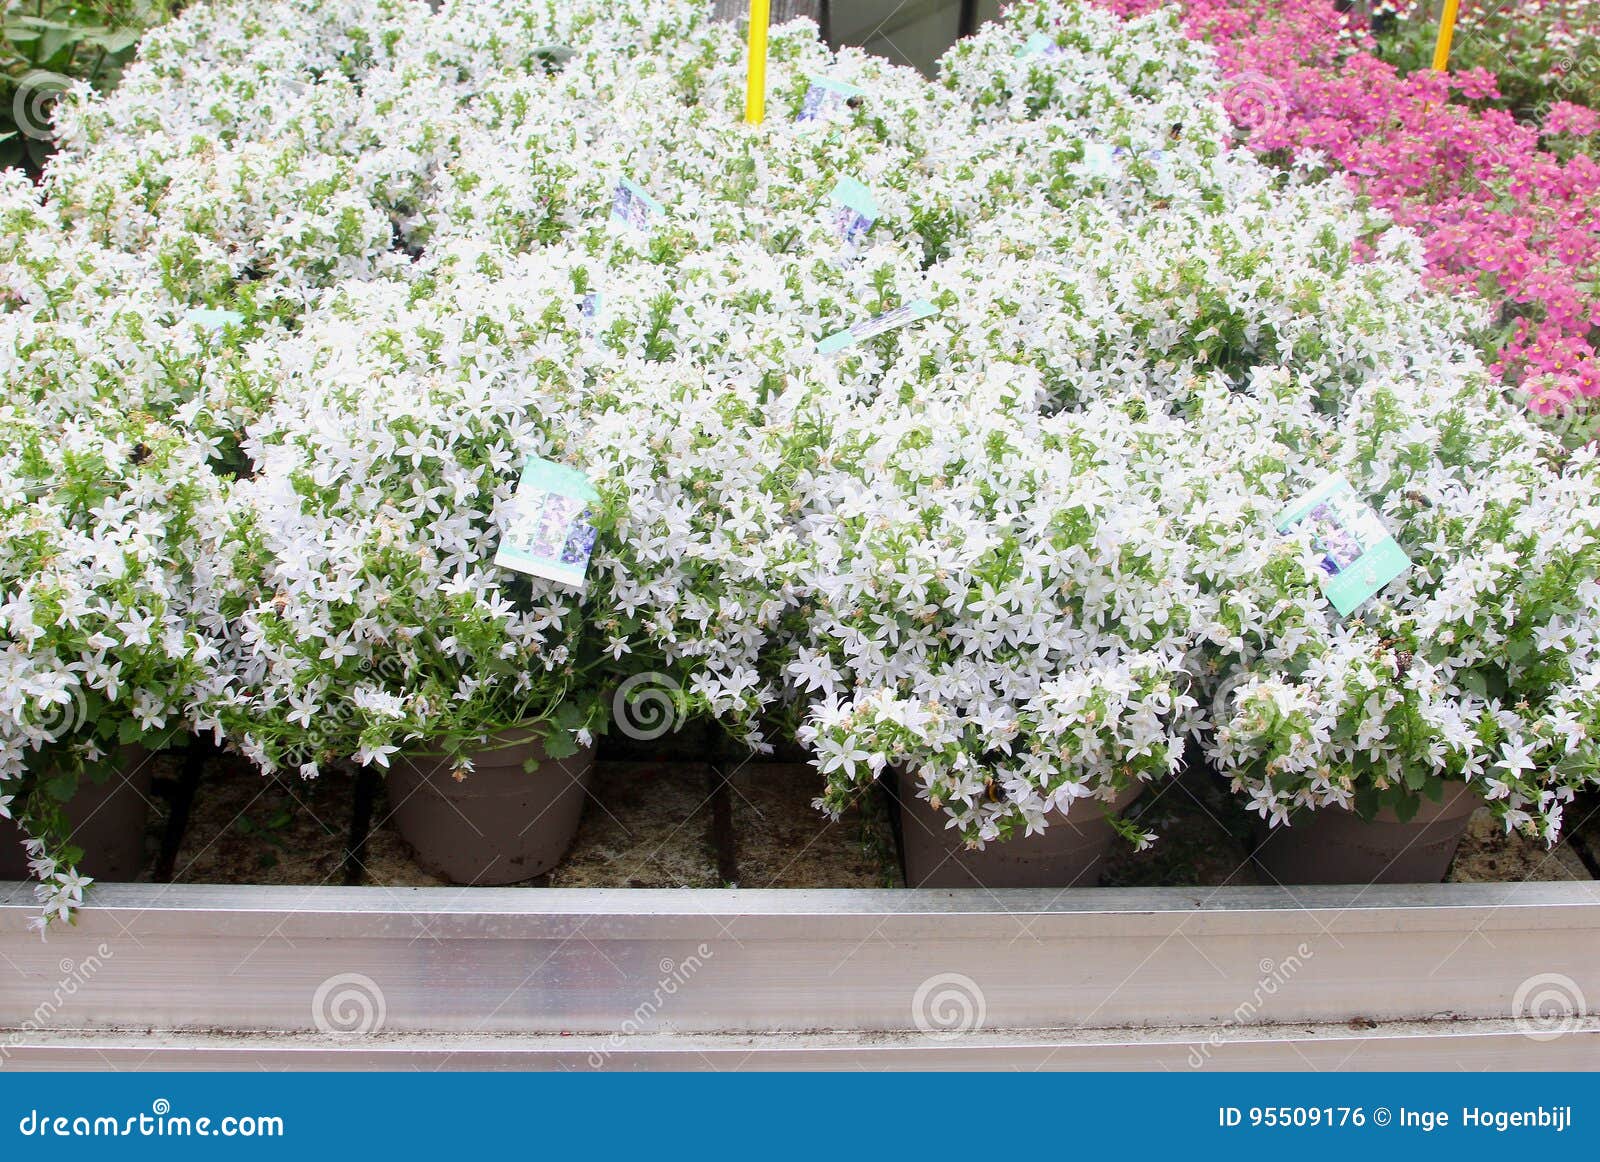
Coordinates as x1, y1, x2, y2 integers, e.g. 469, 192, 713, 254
896, 767, 1147, 821
404, 723, 561, 762
1270, 780, 1483, 828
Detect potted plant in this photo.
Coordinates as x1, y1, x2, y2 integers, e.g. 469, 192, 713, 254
201, 239, 814, 881
789, 398, 1200, 887
1182, 377, 1600, 883
0, 404, 218, 917
197, 285, 611, 883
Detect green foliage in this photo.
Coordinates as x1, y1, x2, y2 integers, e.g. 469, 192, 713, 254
1, 0, 171, 172
1373, 1, 1600, 117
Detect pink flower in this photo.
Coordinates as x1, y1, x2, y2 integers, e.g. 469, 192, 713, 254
1545, 101, 1600, 138
1451, 68, 1502, 102
1086, 0, 1600, 413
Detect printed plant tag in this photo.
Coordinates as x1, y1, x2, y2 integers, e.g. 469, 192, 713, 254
580, 290, 606, 343
825, 176, 879, 257
1017, 32, 1066, 59
1275, 475, 1410, 616
797, 75, 867, 124
1080, 142, 1117, 177
183, 308, 244, 330
532, 43, 574, 71
611, 178, 663, 233
817, 300, 937, 355
494, 455, 600, 589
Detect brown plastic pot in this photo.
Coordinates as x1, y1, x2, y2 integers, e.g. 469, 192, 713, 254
898, 778, 1144, 889
387, 728, 593, 885
1250, 781, 1481, 885
0, 745, 156, 882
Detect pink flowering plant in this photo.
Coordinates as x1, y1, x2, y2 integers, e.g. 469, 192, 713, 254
1371, 1, 1600, 116
1087, 0, 1600, 441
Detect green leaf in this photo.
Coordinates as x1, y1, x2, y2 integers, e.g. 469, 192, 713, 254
88, 28, 142, 54
7, 16, 81, 31
117, 716, 142, 745
1352, 785, 1382, 821
39, 30, 82, 60
542, 730, 579, 761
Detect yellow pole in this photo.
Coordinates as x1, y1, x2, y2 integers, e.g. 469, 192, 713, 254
745, 0, 770, 124
1432, 0, 1459, 71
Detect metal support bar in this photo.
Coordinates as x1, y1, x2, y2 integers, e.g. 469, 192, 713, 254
7, 1021, 1596, 1071
3, 882, 1596, 1067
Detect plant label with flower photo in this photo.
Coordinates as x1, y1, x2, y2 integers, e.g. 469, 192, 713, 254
579, 290, 606, 345
1274, 475, 1410, 616
796, 75, 866, 124
494, 455, 600, 589
1017, 32, 1066, 59
532, 43, 574, 71
817, 300, 938, 354
1081, 142, 1117, 177
610, 178, 663, 233
825, 176, 879, 259
183, 307, 244, 330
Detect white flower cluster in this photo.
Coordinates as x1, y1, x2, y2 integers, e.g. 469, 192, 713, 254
3, 0, 1597, 912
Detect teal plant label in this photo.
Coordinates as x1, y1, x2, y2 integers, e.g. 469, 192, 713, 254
1275, 475, 1410, 616
183, 308, 243, 330
611, 178, 663, 232
494, 455, 600, 588
825, 176, 879, 256
1081, 142, 1117, 177
532, 43, 574, 68
797, 75, 867, 123
817, 299, 937, 354
580, 290, 606, 343
1018, 33, 1065, 59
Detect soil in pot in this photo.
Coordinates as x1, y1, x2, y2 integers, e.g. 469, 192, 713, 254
896, 776, 1145, 889
1250, 781, 1481, 885
385, 729, 594, 885
0, 745, 157, 882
